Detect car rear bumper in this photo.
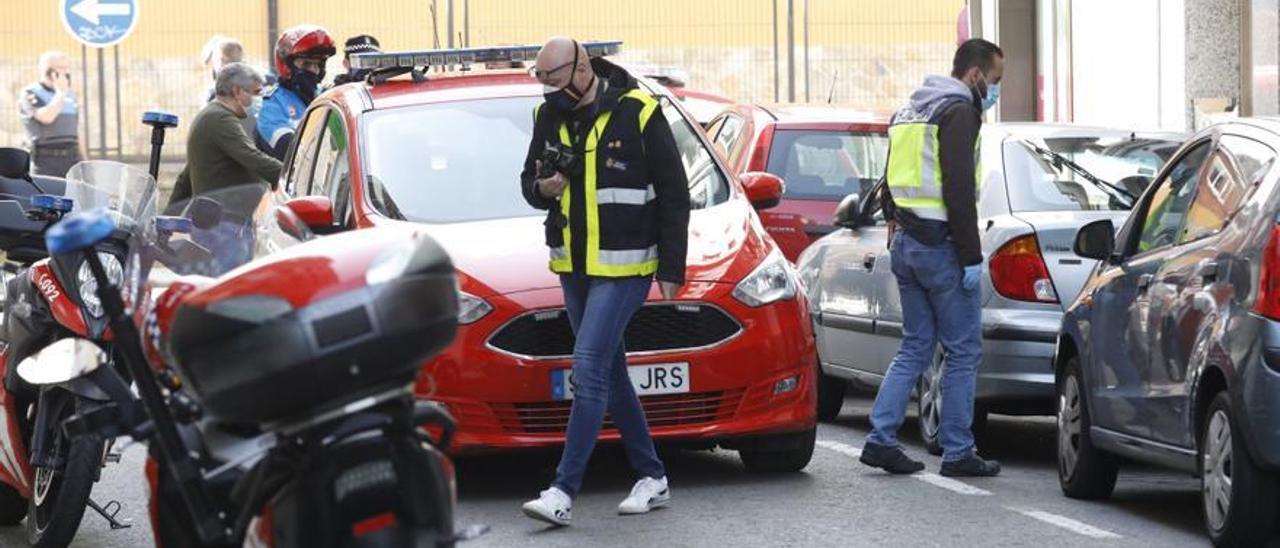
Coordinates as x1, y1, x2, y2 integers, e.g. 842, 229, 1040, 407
419, 285, 818, 454
977, 308, 1059, 414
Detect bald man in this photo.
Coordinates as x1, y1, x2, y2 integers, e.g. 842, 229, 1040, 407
20, 51, 86, 176
520, 37, 690, 526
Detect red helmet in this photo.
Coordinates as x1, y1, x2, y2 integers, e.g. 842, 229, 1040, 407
274, 25, 336, 81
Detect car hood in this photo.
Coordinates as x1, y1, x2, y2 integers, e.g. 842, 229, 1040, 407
381, 199, 774, 298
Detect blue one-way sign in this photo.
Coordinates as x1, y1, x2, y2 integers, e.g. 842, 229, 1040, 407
60, 0, 139, 48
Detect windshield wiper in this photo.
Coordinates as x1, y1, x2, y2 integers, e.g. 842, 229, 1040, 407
1027, 143, 1137, 207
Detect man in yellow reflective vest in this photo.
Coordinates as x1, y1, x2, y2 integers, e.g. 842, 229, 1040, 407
519, 37, 691, 526
860, 39, 1004, 477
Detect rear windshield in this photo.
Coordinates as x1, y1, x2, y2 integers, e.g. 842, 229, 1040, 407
1003, 136, 1183, 212
766, 129, 889, 201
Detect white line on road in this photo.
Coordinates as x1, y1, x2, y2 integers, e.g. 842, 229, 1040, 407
1013, 508, 1123, 540
816, 440, 992, 496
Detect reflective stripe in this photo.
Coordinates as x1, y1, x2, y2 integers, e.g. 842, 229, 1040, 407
550, 246, 568, 260
598, 246, 658, 265
623, 89, 659, 131
597, 185, 655, 205
584, 111, 611, 275
557, 123, 573, 271
886, 111, 980, 222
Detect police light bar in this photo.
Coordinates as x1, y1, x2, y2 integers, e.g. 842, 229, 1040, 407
350, 41, 623, 71
31, 194, 73, 213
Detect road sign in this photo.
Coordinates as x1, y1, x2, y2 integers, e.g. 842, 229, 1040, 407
60, 0, 138, 48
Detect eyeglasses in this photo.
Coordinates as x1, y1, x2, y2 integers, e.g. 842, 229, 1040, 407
529, 60, 575, 81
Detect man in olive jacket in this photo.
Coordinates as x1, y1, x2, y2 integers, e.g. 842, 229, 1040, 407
170, 63, 282, 206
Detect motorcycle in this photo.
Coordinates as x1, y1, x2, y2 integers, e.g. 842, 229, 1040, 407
0, 154, 158, 546
13, 164, 476, 546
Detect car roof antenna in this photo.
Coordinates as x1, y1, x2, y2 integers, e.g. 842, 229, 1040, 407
827, 69, 839, 104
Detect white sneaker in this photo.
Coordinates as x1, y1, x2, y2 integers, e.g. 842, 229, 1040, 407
618, 476, 670, 515
522, 487, 572, 526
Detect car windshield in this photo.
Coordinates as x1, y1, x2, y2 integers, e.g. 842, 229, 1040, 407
1003, 135, 1183, 212
361, 94, 730, 224
765, 129, 889, 201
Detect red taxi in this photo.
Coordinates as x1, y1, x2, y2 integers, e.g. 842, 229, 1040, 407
274, 43, 818, 472
707, 104, 890, 261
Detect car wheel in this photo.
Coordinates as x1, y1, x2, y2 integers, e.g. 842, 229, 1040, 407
817, 366, 846, 422
1201, 391, 1278, 548
739, 428, 816, 474
1057, 357, 1118, 499
918, 356, 944, 456
26, 396, 103, 547
0, 481, 26, 526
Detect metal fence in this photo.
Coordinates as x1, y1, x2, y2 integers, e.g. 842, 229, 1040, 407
0, 0, 963, 160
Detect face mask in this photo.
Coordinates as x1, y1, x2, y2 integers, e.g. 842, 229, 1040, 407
541, 42, 593, 113
976, 72, 1000, 112
290, 68, 325, 104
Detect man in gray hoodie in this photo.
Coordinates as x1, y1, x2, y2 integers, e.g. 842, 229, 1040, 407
860, 39, 1004, 477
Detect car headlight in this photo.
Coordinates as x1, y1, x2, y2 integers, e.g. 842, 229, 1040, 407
77, 253, 124, 318
733, 250, 798, 307
457, 291, 492, 324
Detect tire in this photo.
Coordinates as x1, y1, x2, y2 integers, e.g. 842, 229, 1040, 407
1056, 358, 1118, 500
26, 395, 103, 548
739, 428, 816, 474
1201, 391, 1278, 548
816, 367, 846, 422
0, 481, 26, 526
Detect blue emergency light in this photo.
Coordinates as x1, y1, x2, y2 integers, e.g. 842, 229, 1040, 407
350, 41, 623, 71
31, 194, 74, 213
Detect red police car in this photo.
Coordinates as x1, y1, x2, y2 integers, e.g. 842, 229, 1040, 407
707, 104, 890, 262
274, 43, 818, 472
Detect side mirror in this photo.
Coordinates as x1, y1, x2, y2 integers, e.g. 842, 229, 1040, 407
834, 193, 862, 229
0, 148, 31, 180
1074, 219, 1116, 261
284, 196, 337, 233
740, 172, 784, 210
16, 338, 107, 385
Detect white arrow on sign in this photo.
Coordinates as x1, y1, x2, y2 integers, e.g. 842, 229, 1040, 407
70, 0, 132, 26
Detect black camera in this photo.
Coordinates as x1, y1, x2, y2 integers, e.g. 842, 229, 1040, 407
537, 142, 580, 180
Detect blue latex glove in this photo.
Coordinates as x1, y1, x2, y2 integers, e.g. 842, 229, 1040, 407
962, 264, 982, 291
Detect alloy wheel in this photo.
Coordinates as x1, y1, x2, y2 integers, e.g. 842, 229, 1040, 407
1057, 373, 1082, 478
920, 360, 942, 442
1203, 409, 1233, 532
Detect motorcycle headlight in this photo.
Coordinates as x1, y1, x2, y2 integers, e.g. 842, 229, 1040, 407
77, 253, 125, 318
457, 291, 492, 325
733, 250, 798, 307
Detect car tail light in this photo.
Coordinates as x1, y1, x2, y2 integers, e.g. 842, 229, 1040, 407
989, 234, 1059, 303
746, 124, 775, 173
1254, 225, 1280, 320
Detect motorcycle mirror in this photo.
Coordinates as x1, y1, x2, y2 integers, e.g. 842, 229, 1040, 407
187, 196, 224, 230
16, 338, 107, 386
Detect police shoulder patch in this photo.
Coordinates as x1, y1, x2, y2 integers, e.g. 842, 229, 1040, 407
261, 84, 279, 99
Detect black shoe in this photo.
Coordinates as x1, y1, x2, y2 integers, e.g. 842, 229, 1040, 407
859, 441, 925, 475
940, 455, 1001, 477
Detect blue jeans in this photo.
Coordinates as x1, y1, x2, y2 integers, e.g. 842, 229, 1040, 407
552, 273, 666, 498
867, 232, 982, 462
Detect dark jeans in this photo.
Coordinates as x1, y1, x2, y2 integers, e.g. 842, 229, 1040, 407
552, 273, 666, 498
867, 232, 982, 462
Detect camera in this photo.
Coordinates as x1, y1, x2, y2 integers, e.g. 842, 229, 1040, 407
537, 142, 580, 180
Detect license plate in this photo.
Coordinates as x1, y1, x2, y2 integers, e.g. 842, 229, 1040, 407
551, 363, 690, 401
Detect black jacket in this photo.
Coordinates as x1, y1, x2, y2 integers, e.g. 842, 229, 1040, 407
519, 58, 691, 284
936, 93, 983, 266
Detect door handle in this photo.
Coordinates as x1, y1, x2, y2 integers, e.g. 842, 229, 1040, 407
1197, 260, 1220, 283
863, 254, 877, 271
1137, 273, 1154, 291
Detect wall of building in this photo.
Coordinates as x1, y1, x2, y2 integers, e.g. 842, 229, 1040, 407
1185, 0, 1242, 129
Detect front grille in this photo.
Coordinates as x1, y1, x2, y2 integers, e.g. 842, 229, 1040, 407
487, 303, 741, 358
493, 389, 744, 435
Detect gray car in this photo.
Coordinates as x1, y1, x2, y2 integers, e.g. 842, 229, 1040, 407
1057, 119, 1280, 547
796, 123, 1184, 454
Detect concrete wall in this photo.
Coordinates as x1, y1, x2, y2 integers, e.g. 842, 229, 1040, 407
1185, 0, 1242, 129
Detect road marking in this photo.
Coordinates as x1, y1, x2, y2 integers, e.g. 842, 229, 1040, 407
1013, 508, 1123, 539
816, 440, 992, 496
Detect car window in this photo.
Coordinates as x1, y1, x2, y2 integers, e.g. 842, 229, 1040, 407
661, 98, 732, 209
360, 95, 732, 224
1135, 142, 1212, 253
285, 107, 329, 196
713, 115, 745, 161
1178, 136, 1276, 243
765, 129, 889, 200
1221, 135, 1277, 185
311, 110, 353, 227
1003, 136, 1183, 213
705, 116, 727, 142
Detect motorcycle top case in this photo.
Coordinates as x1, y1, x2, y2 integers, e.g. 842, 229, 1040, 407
164, 228, 459, 424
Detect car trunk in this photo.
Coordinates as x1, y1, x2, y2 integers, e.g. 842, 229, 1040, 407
1011, 210, 1131, 308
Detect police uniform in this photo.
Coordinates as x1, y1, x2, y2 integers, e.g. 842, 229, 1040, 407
19, 83, 82, 177
255, 84, 307, 160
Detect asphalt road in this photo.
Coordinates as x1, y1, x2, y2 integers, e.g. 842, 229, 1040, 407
1, 394, 1271, 547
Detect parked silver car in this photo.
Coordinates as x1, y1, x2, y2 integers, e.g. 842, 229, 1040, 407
796, 123, 1184, 454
